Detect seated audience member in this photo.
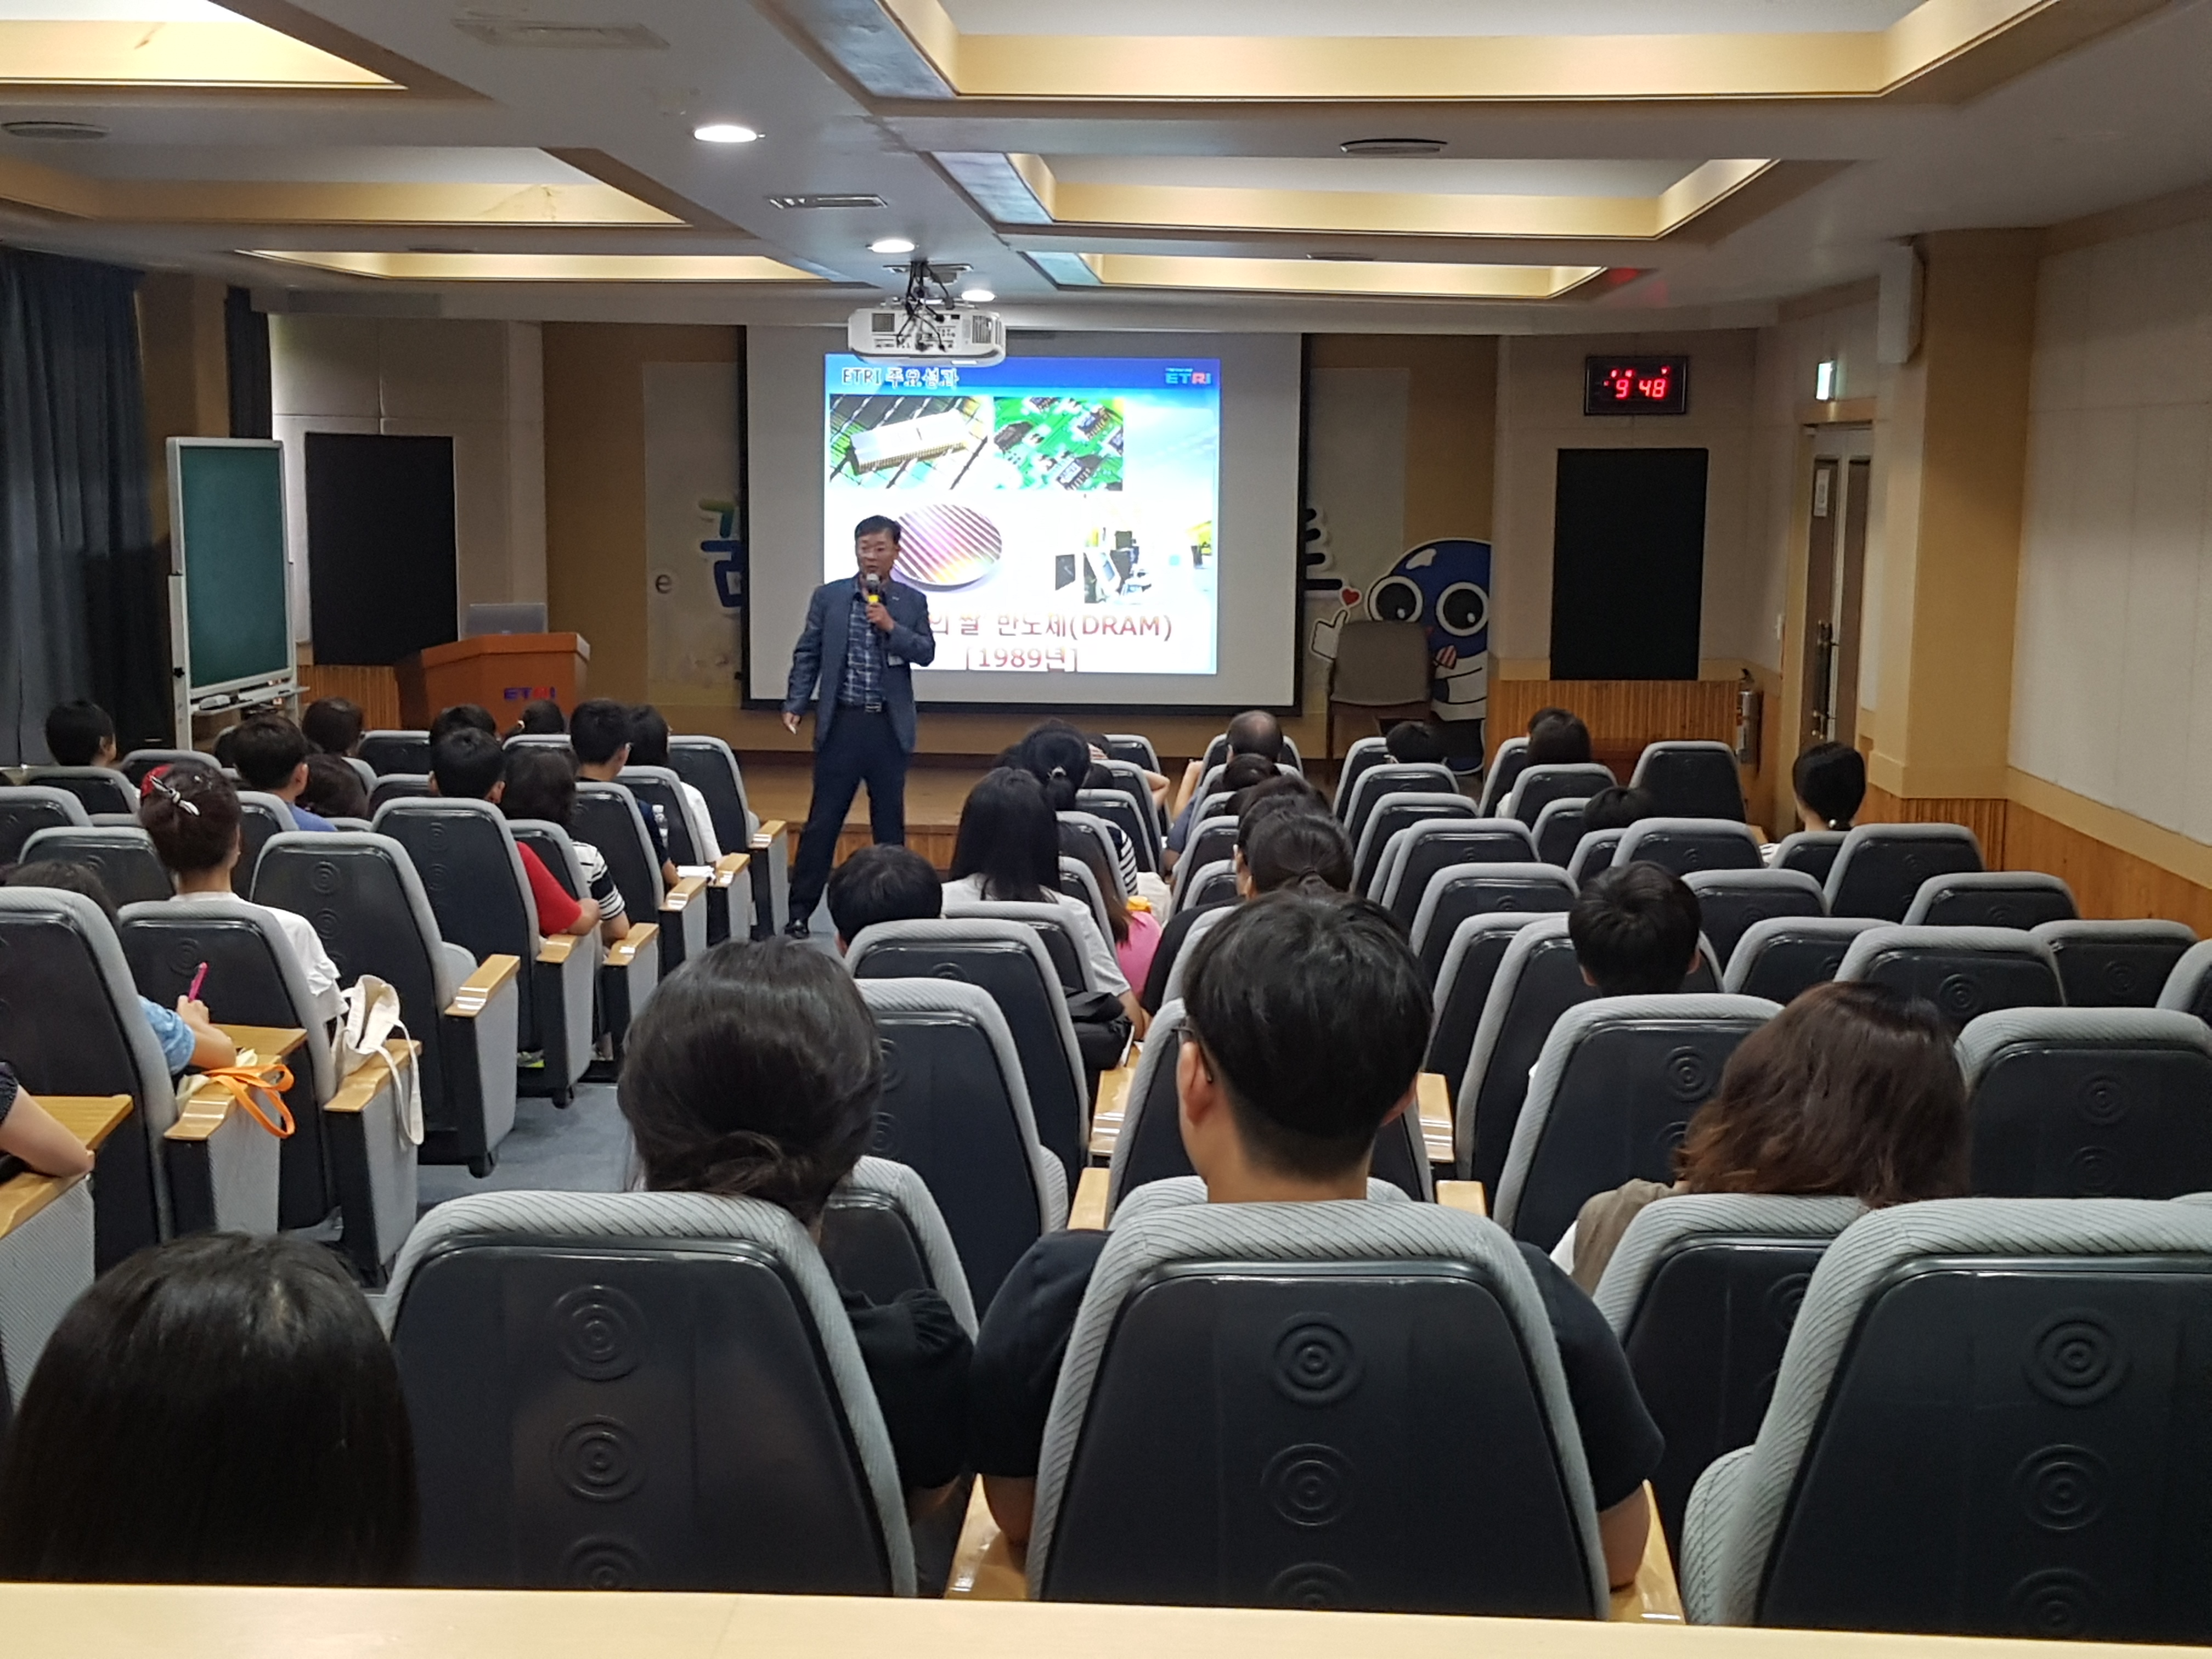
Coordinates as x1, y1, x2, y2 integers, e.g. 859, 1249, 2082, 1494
0, 1060, 94, 1176
971, 893, 1661, 1584
944, 769, 1143, 1030
1527, 709, 1594, 766
298, 753, 368, 824
211, 726, 241, 771
1561, 981, 1968, 1291
428, 703, 497, 742
618, 939, 969, 1500
1383, 719, 1448, 764
1085, 729, 1171, 812
230, 715, 333, 832
512, 698, 566, 737
1066, 836, 1159, 992
0, 1232, 417, 1585
1020, 723, 1140, 896
1570, 862, 1702, 997
571, 698, 678, 888
1142, 776, 1329, 1012
138, 769, 345, 1026
300, 697, 363, 757
499, 746, 627, 944
825, 844, 941, 952
1792, 740, 1866, 832
428, 730, 601, 943
43, 699, 117, 770
1167, 751, 1278, 870
1582, 785, 1656, 833
627, 704, 723, 861
1166, 708, 1284, 851
2, 864, 235, 1075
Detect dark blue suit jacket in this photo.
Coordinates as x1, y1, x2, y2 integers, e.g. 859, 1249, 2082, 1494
783, 575, 936, 753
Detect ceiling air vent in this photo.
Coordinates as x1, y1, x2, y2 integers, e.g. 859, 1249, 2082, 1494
769, 194, 890, 210
1340, 137, 1446, 157
453, 15, 667, 49
2, 120, 109, 141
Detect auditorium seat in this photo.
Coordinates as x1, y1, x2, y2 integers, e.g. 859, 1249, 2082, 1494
1682, 1198, 2212, 1638
504, 733, 572, 755
1375, 817, 1536, 929
234, 791, 295, 898
2034, 919, 2196, 1008
509, 818, 660, 1052
851, 978, 1068, 1307
1504, 763, 1617, 828
21, 766, 135, 817
847, 917, 1089, 1187
1054, 855, 1115, 950
1683, 869, 1827, 970
1058, 811, 1133, 897
19, 824, 171, 905
0, 785, 88, 862
368, 773, 433, 813
1771, 830, 1847, 884
1835, 926, 2062, 1031
1822, 822, 1983, 921
1567, 828, 1624, 888
119, 748, 217, 788
574, 781, 708, 975
1593, 1193, 1861, 1554
119, 894, 417, 1279
1478, 735, 1531, 816
356, 731, 431, 777
1456, 913, 1597, 1188
1024, 1199, 1609, 1616
1159, 909, 1232, 1006
1613, 819, 1764, 879
1959, 1008, 2212, 1198
1342, 761, 1457, 848
1408, 863, 1576, 983
0, 1155, 94, 1418
1333, 735, 1389, 817
1353, 791, 1476, 893
375, 798, 596, 1108
1181, 859, 1238, 911
1532, 797, 1590, 868
669, 734, 784, 940
1077, 784, 1159, 875
1200, 731, 1302, 774
618, 764, 699, 864
254, 831, 520, 1175
622, 763, 755, 945
386, 1189, 922, 1595
1723, 916, 1885, 1005
944, 895, 1094, 995
1493, 995, 1779, 1247
340, 755, 377, 795
1173, 817, 1237, 901
1629, 741, 1746, 822
1427, 913, 1545, 1100
1105, 1000, 1430, 1214
1103, 733, 1160, 775
2160, 939, 2212, 1026
1193, 759, 1303, 809
818, 1155, 981, 1332
1902, 870, 2079, 929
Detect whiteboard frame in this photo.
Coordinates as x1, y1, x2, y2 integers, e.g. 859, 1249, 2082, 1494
166, 437, 298, 745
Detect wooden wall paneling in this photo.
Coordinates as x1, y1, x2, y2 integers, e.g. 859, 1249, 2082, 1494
1859, 784, 2010, 866
297, 662, 403, 730
2003, 800, 2212, 935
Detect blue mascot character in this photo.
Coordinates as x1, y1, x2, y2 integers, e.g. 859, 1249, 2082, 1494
1357, 538, 1491, 722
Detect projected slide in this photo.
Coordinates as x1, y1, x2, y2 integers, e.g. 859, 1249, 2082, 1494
824, 354, 1221, 676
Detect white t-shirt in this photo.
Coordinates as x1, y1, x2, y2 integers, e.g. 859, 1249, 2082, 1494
177, 895, 345, 1025
940, 873, 1131, 996
678, 779, 723, 862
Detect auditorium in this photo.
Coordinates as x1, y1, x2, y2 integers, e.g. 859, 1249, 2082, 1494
6, 2, 2212, 1654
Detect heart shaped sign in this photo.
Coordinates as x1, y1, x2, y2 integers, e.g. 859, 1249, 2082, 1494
1340, 586, 1361, 607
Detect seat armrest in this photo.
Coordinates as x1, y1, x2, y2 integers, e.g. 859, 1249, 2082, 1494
324, 1040, 419, 1116
1069, 1165, 1110, 1231
606, 923, 658, 968
1088, 1044, 1141, 1158
537, 936, 577, 966
1436, 1181, 1487, 1217
0, 1169, 89, 1243
1416, 1071, 1452, 1163
712, 851, 750, 886
35, 1095, 134, 1153
1608, 1483, 1684, 1623
944, 1480, 1028, 1600
751, 820, 786, 852
213, 1024, 306, 1061
166, 1079, 248, 1143
659, 874, 709, 912
444, 953, 521, 1018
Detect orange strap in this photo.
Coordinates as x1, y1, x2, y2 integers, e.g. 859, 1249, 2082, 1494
195, 1063, 296, 1139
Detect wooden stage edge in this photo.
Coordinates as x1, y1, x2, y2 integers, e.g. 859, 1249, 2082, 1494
744, 758, 1132, 872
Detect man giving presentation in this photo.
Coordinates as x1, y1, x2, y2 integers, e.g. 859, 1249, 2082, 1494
781, 514, 936, 936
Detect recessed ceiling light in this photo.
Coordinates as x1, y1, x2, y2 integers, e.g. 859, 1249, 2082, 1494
693, 123, 758, 144
959, 286, 995, 303
870, 236, 916, 254
770, 193, 887, 210
2, 120, 109, 142
1340, 137, 1446, 157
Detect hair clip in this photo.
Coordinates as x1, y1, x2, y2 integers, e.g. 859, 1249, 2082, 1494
144, 768, 200, 815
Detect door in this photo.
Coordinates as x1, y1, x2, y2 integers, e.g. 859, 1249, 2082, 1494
1799, 430, 1872, 747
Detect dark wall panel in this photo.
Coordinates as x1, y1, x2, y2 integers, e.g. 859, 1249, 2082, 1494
306, 432, 458, 666
1549, 447, 1707, 680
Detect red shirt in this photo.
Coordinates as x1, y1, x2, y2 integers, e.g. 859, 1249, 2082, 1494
518, 844, 583, 934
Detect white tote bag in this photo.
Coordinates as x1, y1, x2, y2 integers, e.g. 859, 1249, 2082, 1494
336, 975, 424, 1146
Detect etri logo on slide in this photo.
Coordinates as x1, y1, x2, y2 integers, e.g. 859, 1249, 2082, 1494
822, 354, 1222, 676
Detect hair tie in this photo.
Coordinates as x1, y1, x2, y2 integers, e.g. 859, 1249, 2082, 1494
1049, 765, 1069, 781
142, 767, 200, 815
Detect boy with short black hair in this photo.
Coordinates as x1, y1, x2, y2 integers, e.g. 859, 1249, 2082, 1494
1384, 719, 1447, 764
627, 703, 721, 861
428, 704, 496, 742
570, 698, 678, 887
1792, 740, 1866, 832
1582, 785, 1656, 833
971, 891, 1661, 1585
229, 715, 333, 832
825, 844, 942, 951
1527, 710, 1593, 766
1569, 862, 1703, 996
427, 729, 600, 940
300, 697, 363, 757
43, 700, 117, 769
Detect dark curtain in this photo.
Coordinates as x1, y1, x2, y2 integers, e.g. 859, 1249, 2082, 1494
225, 286, 271, 440
0, 246, 163, 763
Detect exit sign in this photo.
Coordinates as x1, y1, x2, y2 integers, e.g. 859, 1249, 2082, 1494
1584, 355, 1690, 416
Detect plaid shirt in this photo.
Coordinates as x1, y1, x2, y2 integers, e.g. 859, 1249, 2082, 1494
838, 585, 887, 707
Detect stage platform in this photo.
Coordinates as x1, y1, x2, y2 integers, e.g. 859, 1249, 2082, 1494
741, 759, 984, 871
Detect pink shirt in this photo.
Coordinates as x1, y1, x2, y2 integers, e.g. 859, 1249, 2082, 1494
1116, 906, 1164, 991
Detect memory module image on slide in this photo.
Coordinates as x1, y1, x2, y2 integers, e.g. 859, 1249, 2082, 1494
827, 394, 992, 488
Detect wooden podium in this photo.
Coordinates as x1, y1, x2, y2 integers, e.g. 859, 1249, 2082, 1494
397, 633, 589, 729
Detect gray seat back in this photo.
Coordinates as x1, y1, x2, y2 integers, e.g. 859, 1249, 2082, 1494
1427, 913, 1544, 1102
574, 782, 665, 924
384, 1190, 914, 1595
1377, 817, 1536, 927
1615, 817, 1764, 879
1629, 741, 1746, 821
1029, 1201, 1607, 1614
509, 820, 584, 898
1409, 862, 1576, 982
852, 979, 1067, 1308
1053, 856, 1114, 953
1354, 791, 1475, 894
0, 887, 176, 1266
2035, 919, 2195, 1009
1903, 870, 2079, 929
1057, 811, 1130, 898
1200, 732, 1302, 775
1772, 830, 1847, 884
1456, 914, 1596, 1187
818, 1155, 980, 1335
234, 791, 294, 898
1836, 925, 2062, 1032
374, 798, 548, 1047
941, 896, 1092, 994
1332, 736, 1389, 816
1173, 817, 1237, 906
1686, 1198, 2212, 1638
1593, 1194, 1863, 1553
668, 736, 757, 851
1531, 797, 1590, 868
1344, 763, 1457, 847
1158, 906, 1233, 1006
1504, 763, 1616, 828
847, 918, 1088, 1188
1103, 733, 1159, 774
120, 748, 217, 788
619, 766, 700, 866
1960, 1008, 2212, 1199
1824, 822, 1983, 921
1567, 828, 1625, 888
358, 731, 431, 776
368, 773, 433, 812
19, 825, 171, 906
0, 786, 89, 862
1183, 859, 1238, 910
2160, 938, 2212, 1026
1723, 915, 1887, 1004
1077, 787, 1157, 876
1493, 995, 1780, 1246
22, 767, 135, 816
1684, 868, 1828, 970
1477, 736, 1531, 816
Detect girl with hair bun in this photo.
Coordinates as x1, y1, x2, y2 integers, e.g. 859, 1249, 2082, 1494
616, 938, 970, 1500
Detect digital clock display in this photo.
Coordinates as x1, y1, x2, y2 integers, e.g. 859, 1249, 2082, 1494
1584, 355, 1690, 416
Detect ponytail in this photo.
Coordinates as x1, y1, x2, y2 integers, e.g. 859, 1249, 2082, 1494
1245, 808, 1353, 896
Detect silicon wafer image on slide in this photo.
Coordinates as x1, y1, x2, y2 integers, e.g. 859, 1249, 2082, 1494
828, 394, 992, 489
895, 503, 1003, 590
992, 397, 1125, 491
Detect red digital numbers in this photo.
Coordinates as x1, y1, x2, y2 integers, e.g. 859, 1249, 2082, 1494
1585, 356, 1689, 415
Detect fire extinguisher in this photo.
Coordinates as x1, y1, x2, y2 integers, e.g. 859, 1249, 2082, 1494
1736, 669, 1762, 764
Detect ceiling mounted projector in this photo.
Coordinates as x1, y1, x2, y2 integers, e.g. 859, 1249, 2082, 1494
848, 259, 1005, 365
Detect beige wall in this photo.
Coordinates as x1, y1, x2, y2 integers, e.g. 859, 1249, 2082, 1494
269, 314, 546, 649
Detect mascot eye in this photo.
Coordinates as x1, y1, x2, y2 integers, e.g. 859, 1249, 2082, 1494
1371, 575, 1424, 624
1438, 581, 1488, 638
